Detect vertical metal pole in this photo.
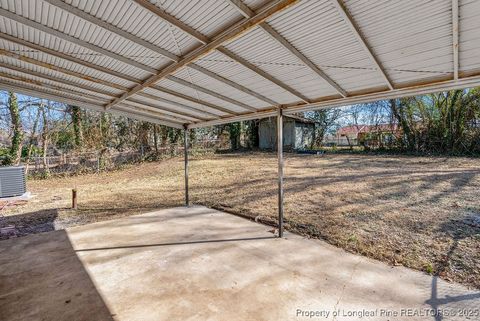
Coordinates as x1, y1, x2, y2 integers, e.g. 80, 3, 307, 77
277, 108, 284, 238
184, 126, 189, 207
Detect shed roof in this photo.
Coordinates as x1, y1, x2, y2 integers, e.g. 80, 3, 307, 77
0, 0, 479, 129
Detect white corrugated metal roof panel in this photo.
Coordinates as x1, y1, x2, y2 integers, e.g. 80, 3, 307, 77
0, 17, 152, 79
0, 0, 478, 128
0, 1, 172, 71
225, 26, 340, 100
66, 0, 195, 56
460, 0, 480, 74
160, 0, 241, 38
266, 0, 386, 93
195, 50, 300, 104
0, 71, 109, 103
157, 76, 247, 114
142, 86, 230, 117
343, 0, 453, 85
0, 54, 123, 96
2, 45, 137, 88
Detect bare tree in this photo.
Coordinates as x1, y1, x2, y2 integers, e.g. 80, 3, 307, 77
7, 92, 23, 165
40, 105, 50, 176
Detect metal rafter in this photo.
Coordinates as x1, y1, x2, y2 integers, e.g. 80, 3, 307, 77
0, 32, 139, 83
0, 8, 157, 75
217, 47, 311, 103
131, 0, 309, 104
132, 0, 209, 44
150, 85, 239, 116
166, 75, 257, 112
0, 48, 126, 91
0, 50, 214, 121
134, 92, 218, 119
226, 0, 348, 98
0, 59, 116, 98
43, 0, 179, 62
0, 32, 235, 116
44, 0, 276, 111
0, 70, 108, 103
123, 99, 202, 122
0, 70, 193, 123
0, 77, 185, 127
104, 0, 299, 109
330, 0, 394, 90
189, 74, 480, 128
452, 0, 459, 80
189, 64, 278, 105
117, 102, 195, 123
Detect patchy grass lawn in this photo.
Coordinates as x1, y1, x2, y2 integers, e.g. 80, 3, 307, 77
1, 152, 480, 289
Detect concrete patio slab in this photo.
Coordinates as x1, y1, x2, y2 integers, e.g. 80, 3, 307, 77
0, 206, 479, 321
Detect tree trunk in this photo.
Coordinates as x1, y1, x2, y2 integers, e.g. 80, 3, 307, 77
228, 122, 241, 150
153, 124, 159, 153
390, 99, 415, 151
25, 108, 41, 175
41, 106, 50, 176
7, 92, 23, 165
138, 121, 151, 152
70, 105, 83, 148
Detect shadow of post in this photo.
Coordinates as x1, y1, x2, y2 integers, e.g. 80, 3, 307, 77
425, 216, 480, 321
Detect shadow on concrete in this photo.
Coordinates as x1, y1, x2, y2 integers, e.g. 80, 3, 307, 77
75, 236, 276, 252
0, 208, 59, 240
0, 230, 114, 321
426, 276, 480, 321
425, 216, 480, 321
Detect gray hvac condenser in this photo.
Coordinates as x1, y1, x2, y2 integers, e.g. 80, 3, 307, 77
0, 166, 26, 198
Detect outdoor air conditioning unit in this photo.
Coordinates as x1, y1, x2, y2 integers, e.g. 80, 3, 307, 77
0, 166, 26, 198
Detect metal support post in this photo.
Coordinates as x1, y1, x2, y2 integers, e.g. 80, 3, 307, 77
277, 108, 284, 237
184, 126, 189, 207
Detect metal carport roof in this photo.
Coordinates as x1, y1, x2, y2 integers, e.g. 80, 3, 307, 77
0, 0, 479, 129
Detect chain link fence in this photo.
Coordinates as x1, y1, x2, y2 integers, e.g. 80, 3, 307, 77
19, 140, 222, 177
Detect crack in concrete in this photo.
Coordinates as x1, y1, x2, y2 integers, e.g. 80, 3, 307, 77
331, 256, 363, 321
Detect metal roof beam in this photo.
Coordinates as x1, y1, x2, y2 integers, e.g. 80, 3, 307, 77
43, 0, 282, 108
217, 47, 310, 103
135, 92, 219, 119
452, 0, 459, 80
114, 103, 187, 124
0, 48, 126, 91
0, 50, 214, 120
132, 0, 209, 44
189, 75, 480, 128
0, 70, 109, 103
166, 75, 258, 112
133, 0, 306, 103
0, 77, 185, 127
260, 23, 348, 97
104, 0, 299, 109
122, 99, 202, 122
0, 72, 191, 123
0, 32, 234, 116
43, 1, 277, 106
0, 60, 116, 98
0, 7, 157, 74
330, 0, 394, 90
43, 0, 179, 62
226, 0, 347, 98
149, 85, 239, 116
189, 64, 278, 105
0, 32, 140, 83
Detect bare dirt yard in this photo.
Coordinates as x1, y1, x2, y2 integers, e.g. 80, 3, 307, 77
1, 152, 479, 289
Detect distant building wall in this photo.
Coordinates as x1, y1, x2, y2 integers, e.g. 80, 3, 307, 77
294, 122, 315, 149
259, 117, 314, 150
